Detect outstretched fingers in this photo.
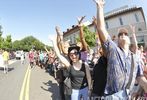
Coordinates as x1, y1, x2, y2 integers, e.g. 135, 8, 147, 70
77, 16, 86, 25
93, 0, 105, 7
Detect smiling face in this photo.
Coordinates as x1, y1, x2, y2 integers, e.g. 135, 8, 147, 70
69, 49, 80, 62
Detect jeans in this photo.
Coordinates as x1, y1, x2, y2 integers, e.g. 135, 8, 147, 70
71, 87, 88, 100
104, 89, 130, 100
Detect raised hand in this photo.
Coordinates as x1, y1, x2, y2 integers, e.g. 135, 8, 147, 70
77, 16, 86, 27
93, 0, 105, 8
129, 24, 135, 34
92, 16, 97, 25
55, 26, 63, 36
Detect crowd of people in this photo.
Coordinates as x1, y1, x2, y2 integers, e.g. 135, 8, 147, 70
45, 0, 147, 100
26, 0, 147, 100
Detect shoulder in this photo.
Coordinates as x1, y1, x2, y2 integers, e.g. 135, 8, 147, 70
82, 61, 89, 70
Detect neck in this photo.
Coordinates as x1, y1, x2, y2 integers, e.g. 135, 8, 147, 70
72, 60, 81, 65
120, 44, 129, 56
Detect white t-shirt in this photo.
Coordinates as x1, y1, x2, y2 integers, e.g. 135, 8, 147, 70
0, 54, 4, 66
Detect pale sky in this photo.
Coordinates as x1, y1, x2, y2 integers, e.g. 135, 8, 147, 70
0, 0, 147, 45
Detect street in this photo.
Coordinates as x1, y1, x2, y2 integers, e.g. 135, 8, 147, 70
0, 57, 60, 100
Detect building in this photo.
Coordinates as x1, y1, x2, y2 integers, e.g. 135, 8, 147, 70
63, 6, 147, 48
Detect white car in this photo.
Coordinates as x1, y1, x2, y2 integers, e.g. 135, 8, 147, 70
15, 51, 22, 60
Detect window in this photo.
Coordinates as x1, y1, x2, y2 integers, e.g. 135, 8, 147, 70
119, 17, 123, 25
70, 37, 72, 43
134, 13, 139, 22
137, 36, 144, 43
138, 28, 142, 31
105, 22, 109, 29
73, 34, 77, 43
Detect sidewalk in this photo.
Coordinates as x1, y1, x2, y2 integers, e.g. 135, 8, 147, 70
9, 59, 17, 65
30, 66, 60, 100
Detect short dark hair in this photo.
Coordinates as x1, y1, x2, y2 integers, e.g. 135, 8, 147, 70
68, 45, 81, 65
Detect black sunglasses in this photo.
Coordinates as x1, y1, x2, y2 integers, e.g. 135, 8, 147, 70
118, 32, 128, 37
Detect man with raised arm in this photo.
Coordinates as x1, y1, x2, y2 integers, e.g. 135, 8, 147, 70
93, 0, 147, 99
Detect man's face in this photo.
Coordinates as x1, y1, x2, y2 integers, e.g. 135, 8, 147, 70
118, 33, 130, 46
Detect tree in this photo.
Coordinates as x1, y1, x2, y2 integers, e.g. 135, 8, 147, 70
0, 25, 4, 48
1, 35, 12, 50
76, 26, 96, 47
12, 36, 45, 51
0, 33, 4, 48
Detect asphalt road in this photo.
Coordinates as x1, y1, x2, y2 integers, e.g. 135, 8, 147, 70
0, 58, 60, 100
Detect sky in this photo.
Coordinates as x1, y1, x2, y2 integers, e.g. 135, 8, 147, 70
0, 0, 147, 45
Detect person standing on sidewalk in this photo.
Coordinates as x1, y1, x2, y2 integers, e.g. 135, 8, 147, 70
2, 49, 9, 73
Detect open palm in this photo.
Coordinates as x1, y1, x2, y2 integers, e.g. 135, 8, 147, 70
93, 0, 105, 8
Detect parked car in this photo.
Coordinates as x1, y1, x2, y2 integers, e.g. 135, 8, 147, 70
15, 51, 22, 60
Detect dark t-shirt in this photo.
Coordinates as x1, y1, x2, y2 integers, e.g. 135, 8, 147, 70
92, 56, 107, 96
69, 63, 88, 89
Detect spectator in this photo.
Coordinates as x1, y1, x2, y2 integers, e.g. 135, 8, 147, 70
2, 49, 9, 73
50, 35, 92, 100
29, 49, 34, 68
93, 0, 147, 99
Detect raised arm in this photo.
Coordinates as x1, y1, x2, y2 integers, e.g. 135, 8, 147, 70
55, 26, 63, 53
50, 35, 70, 68
92, 16, 103, 44
130, 25, 138, 53
77, 16, 89, 51
44, 46, 50, 54
55, 26, 69, 55
92, 16, 107, 56
93, 0, 109, 43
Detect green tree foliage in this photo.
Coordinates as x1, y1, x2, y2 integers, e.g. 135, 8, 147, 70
0, 33, 3, 48
1, 35, 12, 50
76, 26, 96, 47
12, 36, 45, 51
0, 25, 3, 48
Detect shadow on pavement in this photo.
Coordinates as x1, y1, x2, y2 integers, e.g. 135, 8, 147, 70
0, 67, 14, 72
41, 80, 61, 100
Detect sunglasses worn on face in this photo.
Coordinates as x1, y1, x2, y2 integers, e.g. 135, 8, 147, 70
69, 52, 79, 57
119, 32, 128, 37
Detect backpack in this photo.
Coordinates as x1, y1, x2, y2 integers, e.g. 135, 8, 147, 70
92, 56, 107, 96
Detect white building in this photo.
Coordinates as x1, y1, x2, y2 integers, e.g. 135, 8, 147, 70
63, 6, 147, 48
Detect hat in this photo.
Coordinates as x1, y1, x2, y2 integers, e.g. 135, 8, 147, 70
68, 45, 80, 54
118, 28, 128, 37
